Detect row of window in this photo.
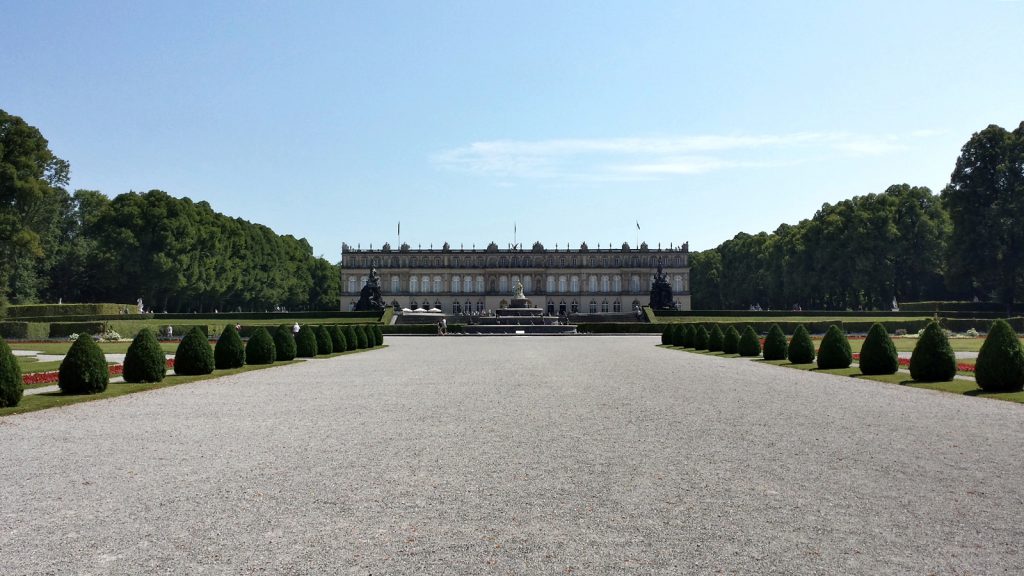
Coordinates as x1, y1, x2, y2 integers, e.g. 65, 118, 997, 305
351, 300, 640, 314
347, 274, 689, 294
345, 254, 687, 269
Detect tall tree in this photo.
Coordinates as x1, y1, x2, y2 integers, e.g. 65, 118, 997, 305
943, 122, 1024, 310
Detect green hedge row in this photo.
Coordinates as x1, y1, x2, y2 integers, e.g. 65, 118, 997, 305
577, 323, 663, 334
661, 320, 933, 335
382, 324, 465, 334
654, 309, 933, 318
900, 301, 1024, 313
8, 313, 154, 323
0, 322, 50, 340
48, 322, 109, 338
155, 311, 382, 321
4, 303, 131, 319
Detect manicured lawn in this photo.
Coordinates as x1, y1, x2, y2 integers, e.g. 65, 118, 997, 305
8, 341, 180, 355
18, 359, 64, 374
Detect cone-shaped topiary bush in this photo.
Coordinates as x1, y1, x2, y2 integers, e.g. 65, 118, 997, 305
214, 324, 246, 369
246, 326, 276, 365
681, 324, 694, 348
315, 325, 334, 355
295, 325, 319, 357
274, 324, 297, 361
787, 325, 815, 364
817, 325, 852, 369
355, 325, 369, 349
175, 326, 215, 375
328, 325, 348, 353
722, 326, 740, 354
0, 336, 23, 407
763, 324, 788, 361
661, 324, 673, 345
365, 324, 379, 347
374, 324, 384, 346
693, 325, 710, 350
859, 323, 898, 375
669, 324, 683, 346
974, 319, 1024, 392
123, 328, 166, 383
708, 325, 724, 352
738, 326, 762, 357
344, 325, 359, 351
909, 321, 956, 382
59, 335, 109, 394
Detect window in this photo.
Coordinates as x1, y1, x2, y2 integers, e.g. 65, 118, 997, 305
558, 276, 567, 293
510, 256, 518, 267
452, 276, 461, 293
588, 276, 597, 292
499, 256, 508, 267
409, 276, 419, 293
499, 276, 508, 293
453, 301, 462, 313
571, 300, 579, 313
547, 301, 555, 314
601, 300, 609, 313
524, 276, 532, 293
630, 275, 640, 292
560, 256, 566, 267
614, 256, 621, 266
435, 300, 443, 311
589, 300, 597, 313
571, 256, 577, 266
673, 275, 683, 292
464, 275, 473, 293
476, 275, 485, 293
570, 276, 579, 293
453, 257, 459, 268
347, 277, 356, 293
433, 276, 443, 293
411, 300, 418, 309
477, 301, 484, 313
601, 276, 610, 293
435, 257, 441, 267
683, 272, 689, 291
612, 276, 622, 292
390, 256, 398, 267
524, 257, 531, 267
613, 300, 621, 312
391, 276, 400, 293
589, 256, 596, 267
465, 301, 472, 314
546, 276, 555, 293
410, 257, 418, 267
602, 257, 608, 267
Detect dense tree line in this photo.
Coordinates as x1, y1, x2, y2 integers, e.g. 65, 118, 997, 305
691, 121, 1024, 311
0, 109, 339, 312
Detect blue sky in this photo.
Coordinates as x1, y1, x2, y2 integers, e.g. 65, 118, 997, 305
2, 1, 1022, 259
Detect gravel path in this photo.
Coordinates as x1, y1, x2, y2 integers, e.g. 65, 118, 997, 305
3, 336, 1024, 574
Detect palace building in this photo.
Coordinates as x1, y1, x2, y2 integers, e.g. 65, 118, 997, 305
340, 240, 691, 315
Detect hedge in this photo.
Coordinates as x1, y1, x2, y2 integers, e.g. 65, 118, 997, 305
659, 319, 934, 336
576, 323, 662, 334
4, 303, 130, 319
381, 324, 467, 334
49, 322, 107, 338
0, 321, 49, 340
653, 309, 935, 318
900, 301, 1024, 313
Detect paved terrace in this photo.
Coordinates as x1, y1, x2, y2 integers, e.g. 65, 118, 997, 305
2, 336, 1023, 574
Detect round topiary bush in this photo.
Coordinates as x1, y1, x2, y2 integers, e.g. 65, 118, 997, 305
174, 326, 215, 375
763, 324, 788, 360
909, 321, 956, 382
693, 325, 710, 350
738, 326, 762, 357
344, 325, 359, 351
355, 325, 369, 349
59, 335, 109, 394
859, 323, 899, 375
373, 324, 384, 346
722, 326, 740, 354
274, 324, 297, 361
214, 324, 246, 369
295, 325, 319, 357
681, 324, 694, 348
246, 326, 276, 365
975, 319, 1024, 392
787, 325, 815, 364
661, 324, 673, 345
817, 325, 852, 369
0, 336, 23, 408
123, 328, 166, 383
328, 324, 348, 353
315, 325, 334, 355
708, 325, 724, 352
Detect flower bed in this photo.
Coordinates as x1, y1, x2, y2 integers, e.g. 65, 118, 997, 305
22, 358, 176, 386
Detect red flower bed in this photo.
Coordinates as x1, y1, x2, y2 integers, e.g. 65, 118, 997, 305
23, 358, 176, 385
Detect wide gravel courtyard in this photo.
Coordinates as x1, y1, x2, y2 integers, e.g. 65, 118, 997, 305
3, 335, 1024, 574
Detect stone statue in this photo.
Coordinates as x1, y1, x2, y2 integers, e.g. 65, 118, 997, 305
648, 259, 678, 310
354, 266, 386, 311
512, 280, 525, 301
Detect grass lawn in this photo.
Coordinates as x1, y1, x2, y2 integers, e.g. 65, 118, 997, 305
8, 341, 180, 355
17, 359, 64, 374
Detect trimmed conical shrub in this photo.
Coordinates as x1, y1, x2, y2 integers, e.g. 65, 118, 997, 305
214, 324, 246, 369
365, 324, 379, 347
328, 325, 348, 353
315, 325, 334, 355
859, 323, 898, 375
738, 326, 762, 357
295, 325, 319, 357
246, 327, 276, 364
681, 324, 694, 348
59, 335, 109, 394
373, 324, 384, 346
722, 326, 740, 354
274, 324, 297, 361
661, 324, 673, 345
708, 325, 724, 352
909, 321, 956, 382
344, 325, 359, 351
0, 336, 23, 408
670, 324, 684, 347
763, 324, 788, 360
787, 325, 815, 364
817, 325, 852, 369
355, 325, 369, 349
123, 328, 166, 383
975, 319, 1024, 392
175, 326, 215, 375
693, 325, 710, 350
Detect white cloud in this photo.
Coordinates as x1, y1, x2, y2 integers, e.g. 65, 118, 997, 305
432, 131, 935, 182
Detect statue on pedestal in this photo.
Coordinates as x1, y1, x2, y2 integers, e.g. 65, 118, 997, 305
354, 266, 386, 311
512, 280, 525, 301
649, 260, 678, 310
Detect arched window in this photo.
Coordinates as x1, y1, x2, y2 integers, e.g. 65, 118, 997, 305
570, 276, 579, 292
422, 275, 431, 293
588, 276, 597, 292
464, 275, 473, 293
601, 300, 609, 313
571, 300, 579, 313
558, 276, 568, 293
499, 276, 508, 293
546, 276, 555, 293
409, 276, 419, 293
630, 275, 640, 292
601, 275, 610, 293
476, 275, 485, 293
347, 277, 356, 293
673, 275, 683, 292
524, 276, 532, 293
433, 276, 443, 293
612, 276, 622, 292
391, 276, 400, 293
589, 300, 597, 313
613, 300, 621, 312
452, 276, 461, 293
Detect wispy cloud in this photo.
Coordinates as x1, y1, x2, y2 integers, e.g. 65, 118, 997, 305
432, 131, 932, 182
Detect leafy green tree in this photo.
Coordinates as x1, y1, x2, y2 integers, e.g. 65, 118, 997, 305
295, 325, 319, 357
214, 324, 246, 369
763, 324, 788, 360
0, 335, 23, 407
123, 328, 167, 383
738, 326, 761, 357
314, 325, 334, 355
722, 326, 740, 354
59, 335, 108, 394
974, 319, 1024, 392
274, 324, 297, 361
817, 325, 852, 369
245, 327, 276, 365
787, 325, 815, 364
909, 322, 956, 382
944, 123, 1024, 311
859, 323, 899, 375
174, 327, 214, 375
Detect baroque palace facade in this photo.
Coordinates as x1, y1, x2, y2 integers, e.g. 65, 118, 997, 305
340, 241, 691, 315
